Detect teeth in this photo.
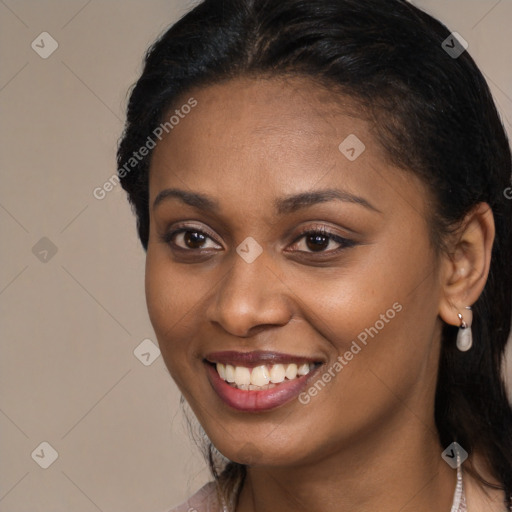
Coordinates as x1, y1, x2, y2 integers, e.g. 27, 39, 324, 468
215, 362, 316, 390
249, 383, 276, 390
225, 364, 235, 383
297, 363, 310, 376
250, 365, 270, 386
216, 363, 226, 380
269, 364, 285, 383
285, 363, 298, 380
234, 366, 251, 386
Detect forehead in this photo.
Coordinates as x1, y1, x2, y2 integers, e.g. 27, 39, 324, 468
178, 75, 364, 144
148, 75, 425, 221
151, 76, 379, 177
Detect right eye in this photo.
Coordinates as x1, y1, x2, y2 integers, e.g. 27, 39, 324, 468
161, 227, 222, 251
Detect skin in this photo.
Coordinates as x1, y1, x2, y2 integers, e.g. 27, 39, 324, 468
145, 76, 500, 512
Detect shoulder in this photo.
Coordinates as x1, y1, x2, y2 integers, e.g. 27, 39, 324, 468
165, 482, 221, 512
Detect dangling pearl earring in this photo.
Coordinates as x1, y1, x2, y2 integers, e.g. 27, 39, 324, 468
456, 306, 473, 352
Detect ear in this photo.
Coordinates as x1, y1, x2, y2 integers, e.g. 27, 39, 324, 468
438, 202, 495, 327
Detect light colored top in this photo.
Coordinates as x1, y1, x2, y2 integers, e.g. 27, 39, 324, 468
166, 482, 228, 512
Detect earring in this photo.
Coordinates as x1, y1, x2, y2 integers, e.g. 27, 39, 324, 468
456, 306, 473, 352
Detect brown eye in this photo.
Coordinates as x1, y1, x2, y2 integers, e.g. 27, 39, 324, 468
289, 227, 355, 254
162, 227, 221, 251
183, 230, 207, 249
305, 233, 330, 252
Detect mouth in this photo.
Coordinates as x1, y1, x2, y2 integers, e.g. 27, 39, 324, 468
204, 351, 323, 411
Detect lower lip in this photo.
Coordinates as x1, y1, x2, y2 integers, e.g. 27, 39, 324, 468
205, 363, 321, 412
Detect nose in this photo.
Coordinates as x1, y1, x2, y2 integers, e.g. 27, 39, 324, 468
206, 250, 293, 338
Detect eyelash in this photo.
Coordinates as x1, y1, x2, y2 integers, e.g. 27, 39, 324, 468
161, 223, 356, 256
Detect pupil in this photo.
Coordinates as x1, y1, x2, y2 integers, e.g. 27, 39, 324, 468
306, 234, 328, 252
185, 231, 206, 248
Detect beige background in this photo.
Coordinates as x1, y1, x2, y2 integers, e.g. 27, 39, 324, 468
1, 1, 511, 511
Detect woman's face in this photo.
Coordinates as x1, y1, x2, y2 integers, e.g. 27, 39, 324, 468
145, 76, 445, 466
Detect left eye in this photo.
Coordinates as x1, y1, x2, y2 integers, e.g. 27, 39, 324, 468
289, 229, 354, 253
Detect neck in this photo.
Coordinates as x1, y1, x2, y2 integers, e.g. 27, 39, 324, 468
236, 417, 457, 512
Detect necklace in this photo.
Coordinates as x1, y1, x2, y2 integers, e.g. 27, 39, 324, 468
451, 464, 467, 512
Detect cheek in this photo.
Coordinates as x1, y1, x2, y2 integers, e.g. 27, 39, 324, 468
145, 253, 174, 336
145, 246, 207, 324
292, 226, 439, 371
144, 251, 201, 372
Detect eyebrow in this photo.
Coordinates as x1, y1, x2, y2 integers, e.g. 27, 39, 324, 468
152, 187, 380, 214
153, 188, 220, 212
275, 189, 380, 214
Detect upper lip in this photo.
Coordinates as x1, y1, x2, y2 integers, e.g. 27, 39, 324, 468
204, 350, 323, 367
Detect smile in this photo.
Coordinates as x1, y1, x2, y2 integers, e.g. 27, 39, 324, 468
204, 351, 324, 411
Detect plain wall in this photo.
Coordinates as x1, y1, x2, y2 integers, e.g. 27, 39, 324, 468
1, 1, 511, 511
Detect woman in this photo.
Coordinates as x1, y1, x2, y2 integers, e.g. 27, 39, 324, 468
117, 0, 512, 510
